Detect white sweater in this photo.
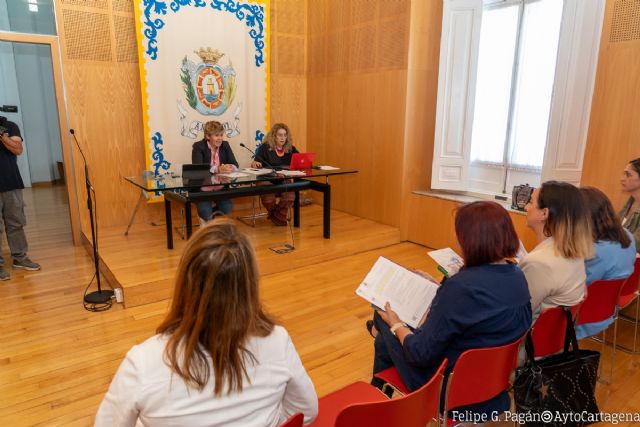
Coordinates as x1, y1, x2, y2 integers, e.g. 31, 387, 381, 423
520, 237, 586, 316
95, 326, 318, 427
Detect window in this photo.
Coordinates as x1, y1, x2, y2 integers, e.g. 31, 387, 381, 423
431, 0, 605, 197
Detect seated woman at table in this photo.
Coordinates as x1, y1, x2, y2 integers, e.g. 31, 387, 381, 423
620, 157, 640, 252
95, 220, 318, 426
369, 201, 531, 418
192, 120, 239, 222
576, 187, 636, 339
251, 123, 299, 226
520, 181, 593, 318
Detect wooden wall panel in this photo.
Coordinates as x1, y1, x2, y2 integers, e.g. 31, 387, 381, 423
270, 0, 307, 148
405, 194, 539, 252
582, 0, 640, 209
307, 0, 411, 227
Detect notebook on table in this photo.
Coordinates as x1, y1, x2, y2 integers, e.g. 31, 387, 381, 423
290, 152, 316, 170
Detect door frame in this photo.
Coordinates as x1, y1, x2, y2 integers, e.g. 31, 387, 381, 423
0, 30, 80, 244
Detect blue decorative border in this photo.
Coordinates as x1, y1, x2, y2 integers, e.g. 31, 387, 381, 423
141, 0, 266, 66
151, 132, 172, 175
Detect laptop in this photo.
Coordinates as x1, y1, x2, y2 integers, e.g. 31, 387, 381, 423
290, 152, 316, 170
182, 163, 211, 179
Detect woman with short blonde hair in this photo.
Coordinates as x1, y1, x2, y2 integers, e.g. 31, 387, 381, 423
96, 221, 318, 426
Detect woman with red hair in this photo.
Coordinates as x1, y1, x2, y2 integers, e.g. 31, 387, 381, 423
369, 201, 531, 419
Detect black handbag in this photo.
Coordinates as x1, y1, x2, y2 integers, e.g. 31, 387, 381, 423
511, 184, 534, 211
513, 307, 600, 427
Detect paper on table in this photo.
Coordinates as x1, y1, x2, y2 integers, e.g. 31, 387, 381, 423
242, 168, 275, 175
217, 172, 250, 178
428, 248, 463, 277
317, 165, 339, 170
355, 256, 440, 328
277, 170, 307, 177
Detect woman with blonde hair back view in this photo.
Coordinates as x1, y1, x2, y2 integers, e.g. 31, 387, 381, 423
95, 220, 318, 426
521, 181, 593, 317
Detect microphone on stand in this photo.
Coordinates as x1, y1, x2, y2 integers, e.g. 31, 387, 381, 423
69, 128, 114, 308
239, 143, 277, 171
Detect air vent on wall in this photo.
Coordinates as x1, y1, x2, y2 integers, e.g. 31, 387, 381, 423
62, 9, 112, 61
114, 15, 138, 63
610, 0, 640, 43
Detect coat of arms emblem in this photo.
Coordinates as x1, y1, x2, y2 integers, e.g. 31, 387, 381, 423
180, 47, 236, 116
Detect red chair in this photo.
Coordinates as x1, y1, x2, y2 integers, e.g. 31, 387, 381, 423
530, 306, 569, 358
309, 359, 447, 427
575, 278, 627, 384
614, 258, 640, 353
373, 366, 410, 395
280, 413, 304, 427
443, 334, 525, 426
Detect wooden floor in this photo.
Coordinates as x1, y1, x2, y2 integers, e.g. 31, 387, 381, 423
2, 185, 640, 426
99, 202, 401, 308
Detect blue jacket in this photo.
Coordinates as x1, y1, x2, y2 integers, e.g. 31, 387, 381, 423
404, 263, 532, 414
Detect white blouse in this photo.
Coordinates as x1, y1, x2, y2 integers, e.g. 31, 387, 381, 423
95, 326, 318, 427
520, 237, 586, 316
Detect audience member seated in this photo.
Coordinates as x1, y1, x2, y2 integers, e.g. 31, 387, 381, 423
251, 123, 299, 226
192, 120, 239, 223
576, 187, 636, 339
95, 221, 318, 426
620, 157, 640, 252
368, 201, 531, 418
520, 181, 592, 317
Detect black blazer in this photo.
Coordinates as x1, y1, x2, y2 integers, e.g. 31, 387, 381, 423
191, 139, 239, 167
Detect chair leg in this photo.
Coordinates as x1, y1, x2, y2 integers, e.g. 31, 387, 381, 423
597, 329, 610, 384
633, 296, 639, 353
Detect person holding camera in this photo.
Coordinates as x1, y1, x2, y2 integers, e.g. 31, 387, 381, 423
0, 116, 40, 281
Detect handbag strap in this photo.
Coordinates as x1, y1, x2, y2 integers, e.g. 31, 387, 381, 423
562, 305, 581, 359
523, 306, 580, 366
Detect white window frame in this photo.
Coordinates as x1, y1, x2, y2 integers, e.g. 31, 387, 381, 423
431, 0, 605, 196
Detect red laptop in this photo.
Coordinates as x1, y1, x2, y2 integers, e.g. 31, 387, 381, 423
290, 152, 316, 170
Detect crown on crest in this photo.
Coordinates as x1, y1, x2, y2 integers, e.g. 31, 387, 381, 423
195, 47, 224, 64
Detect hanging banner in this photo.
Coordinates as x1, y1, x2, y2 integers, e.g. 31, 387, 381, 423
134, 0, 269, 177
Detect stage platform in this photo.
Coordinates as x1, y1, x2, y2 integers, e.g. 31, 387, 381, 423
98, 204, 401, 307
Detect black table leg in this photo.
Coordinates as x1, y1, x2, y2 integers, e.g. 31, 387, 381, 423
294, 191, 300, 227
165, 198, 173, 249
185, 201, 193, 239
323, 184, 331, 239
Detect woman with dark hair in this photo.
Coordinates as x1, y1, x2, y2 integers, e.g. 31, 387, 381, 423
520, 181, 593, 316
620, 157, 640, 252
251, 123, 299, 226
95, 221, 318, 426
369, 201, 531, 417
576, 187, 636, 338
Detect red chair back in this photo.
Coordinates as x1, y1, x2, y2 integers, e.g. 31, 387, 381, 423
333, 359, 447, 427
619, 258, 640, 309
531, 306, 568, 357
444, 334, 525, 417
280, 413, 304, 427
576, 278, 626, 325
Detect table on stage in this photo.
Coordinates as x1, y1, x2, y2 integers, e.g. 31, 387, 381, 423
124, 168, 357, 249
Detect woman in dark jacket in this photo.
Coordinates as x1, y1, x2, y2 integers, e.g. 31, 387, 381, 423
251, 123, 298, 226
191, 121, 238, 222
370, 201, 532, 419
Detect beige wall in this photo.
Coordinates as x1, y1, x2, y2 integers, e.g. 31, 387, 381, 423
53, 0, 637, 248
